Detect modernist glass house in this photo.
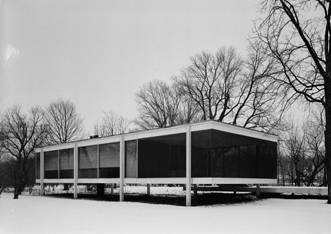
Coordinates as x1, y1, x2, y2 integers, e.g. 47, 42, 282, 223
35, 121, 278, 206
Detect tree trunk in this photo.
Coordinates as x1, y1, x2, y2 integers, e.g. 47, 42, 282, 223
323, 166, 327, 186
325, 84, 331, 204
13, 187, 19, 199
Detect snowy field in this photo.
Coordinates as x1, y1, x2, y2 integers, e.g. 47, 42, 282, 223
1, 192, 331, 234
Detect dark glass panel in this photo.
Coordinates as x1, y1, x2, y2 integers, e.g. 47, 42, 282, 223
59, 148, 74, 178
44, 170, 58, 178
138, 134, 186, 178
191, 129, 277, 179
192, 147, 209, 177
223, 146, 240, 177
35, 153, 40, 179
238, 145, 257, 178
79, 168, 97, 178
99, 168, 119, 178
210, 148, 224, 177
256, 142, 277, 178
60, 170, 73, 178
44, 150, 58, 179
44, 150, 58, 170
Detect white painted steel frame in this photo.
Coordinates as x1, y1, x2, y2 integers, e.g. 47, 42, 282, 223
119, 135, 125, 201
186, 125, 191, 206
35, 121, 277, 153
73, 143, 78, 199
40, 149, 44, 195
36, 121, 278, 206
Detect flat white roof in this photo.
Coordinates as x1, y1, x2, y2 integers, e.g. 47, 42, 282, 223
35, 120, 278, 152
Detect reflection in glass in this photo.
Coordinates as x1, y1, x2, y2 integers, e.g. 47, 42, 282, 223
99, 143, 119, 178
125, 140, 138, 178
78, 145, 97, 178
59, 148, 74, 178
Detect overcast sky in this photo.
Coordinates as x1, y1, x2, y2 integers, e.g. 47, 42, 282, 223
0, 0, 264, 134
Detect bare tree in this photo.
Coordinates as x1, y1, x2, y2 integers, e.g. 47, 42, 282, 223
257, 0, 331, 202
230, 41, 288, 130
284, 127, 307, 186
45, 99, 83, 144
0, 106, 48, 199
94, 111, 129, 137
304, 109, 326, 186
175, 46, 285, 131
173, 84, 201, 125
135, 80, 180, 129
175, 47, 242, 121
135, 80, 201, 129
278, 108, 326, 186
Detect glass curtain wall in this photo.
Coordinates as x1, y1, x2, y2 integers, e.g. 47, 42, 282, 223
192, 130, 277, 178
40, 143, 121, 180
38, 128, 277, 180
137, 134, 186, 178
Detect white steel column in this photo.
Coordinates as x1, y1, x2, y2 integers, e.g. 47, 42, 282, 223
73, 143, 78, 199
119, 135, 125, 201
57, 150, 60, 179
186, 125, 192, 206
97, 144, 100, 178
147, 184, 150, 196
40, 149, 44, 195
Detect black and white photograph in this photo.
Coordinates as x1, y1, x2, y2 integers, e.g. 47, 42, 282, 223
0, 0, 331, 233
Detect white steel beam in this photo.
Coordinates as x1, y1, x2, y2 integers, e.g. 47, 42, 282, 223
35, 120, 278, 153
97, 144, 100, 178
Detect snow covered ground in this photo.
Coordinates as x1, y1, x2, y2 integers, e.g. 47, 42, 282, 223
1, 192, 331, 234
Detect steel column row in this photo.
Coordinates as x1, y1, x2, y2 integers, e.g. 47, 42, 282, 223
40, 125, 193, 206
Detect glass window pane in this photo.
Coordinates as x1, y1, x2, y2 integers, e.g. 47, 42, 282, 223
99, 143, 119, 168
192, 147, 209, 177
79, 145, 97, 178
138, 134, 186, 178
44, 150, 58, 179
223, 146, 239, 177
99, 142, 119, 178
210, 148, 224, 177
79, 146, 97, 169
59, 148, 74, 169
257, 142, 277, 178
44, 150, 58, 170
59, 148, 74, 178
239, 145, 256, 178
125, 140, 138, 178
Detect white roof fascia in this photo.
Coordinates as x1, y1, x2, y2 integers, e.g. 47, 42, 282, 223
210, 121, 278, 142
35, 121, 277, 153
